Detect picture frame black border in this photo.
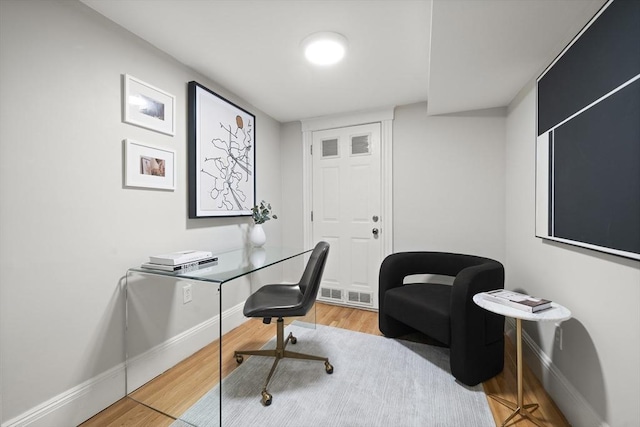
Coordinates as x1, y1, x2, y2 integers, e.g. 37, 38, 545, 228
188, 81, 256, 219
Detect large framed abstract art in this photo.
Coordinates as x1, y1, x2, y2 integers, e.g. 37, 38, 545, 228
188, 81, 256, 218
535, 0, 639, 260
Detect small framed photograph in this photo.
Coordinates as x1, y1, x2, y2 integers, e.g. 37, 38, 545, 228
188, 81, 256, 218
124, 139, 176, 190
123, 74, 176, 136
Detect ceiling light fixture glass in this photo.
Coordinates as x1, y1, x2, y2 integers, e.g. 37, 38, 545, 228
302, 32, 348, 66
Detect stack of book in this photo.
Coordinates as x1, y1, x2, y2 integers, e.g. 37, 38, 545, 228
141, 250, 218, 272
483, 289, 552, 313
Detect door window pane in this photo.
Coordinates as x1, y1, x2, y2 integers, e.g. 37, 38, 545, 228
322, 138, 339, 157
351, 134, 370, 155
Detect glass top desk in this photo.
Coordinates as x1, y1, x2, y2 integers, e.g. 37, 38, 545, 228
125, 246, 312, 426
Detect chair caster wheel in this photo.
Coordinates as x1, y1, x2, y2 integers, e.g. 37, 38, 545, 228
325, 361, 334, 374
235, 355, 243, 364
261, 390, 272, 406
290, 336, 297, 344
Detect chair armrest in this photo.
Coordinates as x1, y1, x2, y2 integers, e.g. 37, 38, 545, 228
379, 253, 409, 293
379, 252, 436, 337
450, 260, 504, 313
449, 260, 505, 384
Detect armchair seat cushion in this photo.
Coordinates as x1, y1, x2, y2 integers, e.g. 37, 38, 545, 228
384, 283, 452, 345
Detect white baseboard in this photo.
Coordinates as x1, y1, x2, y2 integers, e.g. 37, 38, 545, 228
1, 364, 125, 427
1, 302, 247, 427
126, 301, 245, 392
505, 318, 607, 427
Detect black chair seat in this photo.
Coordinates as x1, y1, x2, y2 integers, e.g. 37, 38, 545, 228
243, 284, 305, 319
384, 283, 452, 345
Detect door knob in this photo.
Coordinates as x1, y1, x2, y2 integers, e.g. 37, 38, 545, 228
372, 228, 379, 236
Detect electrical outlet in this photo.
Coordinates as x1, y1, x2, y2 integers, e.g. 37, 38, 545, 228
554, 325, 563, 350
183, 284, 193, 304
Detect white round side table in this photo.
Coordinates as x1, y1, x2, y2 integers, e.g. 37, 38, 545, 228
473, 292, 571, 427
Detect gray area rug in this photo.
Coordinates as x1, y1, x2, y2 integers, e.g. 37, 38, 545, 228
171, 323, 494, 427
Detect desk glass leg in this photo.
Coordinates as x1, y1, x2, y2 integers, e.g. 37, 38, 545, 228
125, 271, 222, 426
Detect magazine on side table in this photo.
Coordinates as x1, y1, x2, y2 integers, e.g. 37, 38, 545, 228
482, 289, 552, 313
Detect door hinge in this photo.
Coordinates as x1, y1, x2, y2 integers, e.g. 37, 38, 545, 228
311, 210, 314, 222
310, 145, 313, 155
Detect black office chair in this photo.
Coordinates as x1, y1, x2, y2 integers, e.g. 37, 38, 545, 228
234, 241, 332, 406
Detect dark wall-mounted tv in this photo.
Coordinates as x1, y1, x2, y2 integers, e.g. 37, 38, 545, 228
535, 0, 640, 261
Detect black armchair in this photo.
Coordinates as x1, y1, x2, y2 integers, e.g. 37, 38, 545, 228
379, 252, 505, 386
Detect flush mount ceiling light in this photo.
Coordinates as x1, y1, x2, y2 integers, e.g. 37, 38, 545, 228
302, 32, 348, 66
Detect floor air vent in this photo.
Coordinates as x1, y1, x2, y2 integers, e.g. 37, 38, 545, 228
348, 291, 373, 306
320, 287, 342, 301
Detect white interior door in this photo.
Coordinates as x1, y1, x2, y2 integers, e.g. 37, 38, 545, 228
312, 123, 382, 309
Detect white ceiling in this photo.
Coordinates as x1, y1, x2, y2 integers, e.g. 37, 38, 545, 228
80, 0, 606, 122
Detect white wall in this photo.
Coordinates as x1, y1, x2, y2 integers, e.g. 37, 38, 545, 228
0, 0, 284, 424
280, 102, 506, 265
279, 121, 307, 282
505, 83, 640, 426
393, 102, 506, 262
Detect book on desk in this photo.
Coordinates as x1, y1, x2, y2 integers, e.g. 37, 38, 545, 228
142, 250, 217, 272
141, 256, 218, 272
483, 290, 552, 313
148, 250, 213, 266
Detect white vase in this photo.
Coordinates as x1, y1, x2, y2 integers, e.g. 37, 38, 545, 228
249, 223, 266, 247
250, 247, 266, 267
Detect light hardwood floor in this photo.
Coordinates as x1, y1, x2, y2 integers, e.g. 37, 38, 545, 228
81, 303, 570, 427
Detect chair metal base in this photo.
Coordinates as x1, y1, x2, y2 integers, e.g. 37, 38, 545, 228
234, 318, 333, 405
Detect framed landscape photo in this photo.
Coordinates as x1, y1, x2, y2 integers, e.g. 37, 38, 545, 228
123, 74, 176, 136
124, 139, 176, 190
188, 81, 256, 218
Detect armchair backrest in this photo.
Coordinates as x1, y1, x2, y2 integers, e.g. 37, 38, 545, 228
386, 251, 496, 275
379, 251, 505, 314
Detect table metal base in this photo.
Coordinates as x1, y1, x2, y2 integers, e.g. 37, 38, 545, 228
489, 318, 547, 427
490, 395, 544, 427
